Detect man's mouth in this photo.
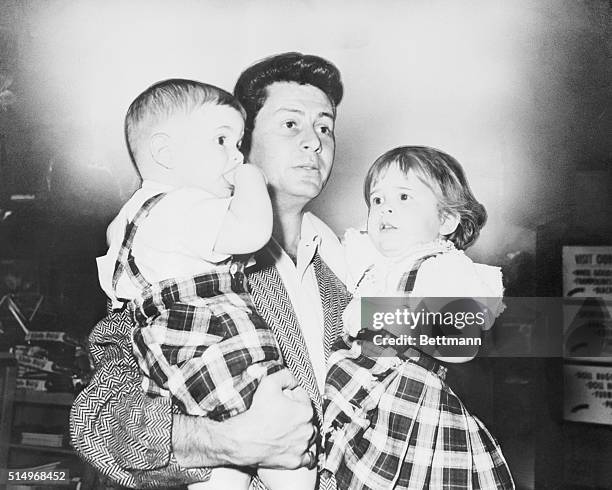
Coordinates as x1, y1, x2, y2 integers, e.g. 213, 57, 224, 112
295, 157, 320, 171
379, 223, 397, 231
296, 164, 319, 171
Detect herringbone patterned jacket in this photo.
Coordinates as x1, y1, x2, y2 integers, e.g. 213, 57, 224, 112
70, 234, 351, 489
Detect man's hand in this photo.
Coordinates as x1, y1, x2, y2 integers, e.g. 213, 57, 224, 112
172, 369, 315, 470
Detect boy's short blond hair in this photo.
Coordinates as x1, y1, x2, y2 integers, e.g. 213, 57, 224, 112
125, 78, 245, 168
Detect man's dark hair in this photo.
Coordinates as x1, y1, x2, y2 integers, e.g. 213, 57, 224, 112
234, 52, 343, 154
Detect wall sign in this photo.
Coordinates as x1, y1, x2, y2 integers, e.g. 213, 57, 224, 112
563, 246, 612, 300
564, 364, 612, 426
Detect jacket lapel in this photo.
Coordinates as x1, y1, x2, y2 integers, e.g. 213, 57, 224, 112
246, 249, 352, 430
247, 251, 324, 427
312, 252, 352, 360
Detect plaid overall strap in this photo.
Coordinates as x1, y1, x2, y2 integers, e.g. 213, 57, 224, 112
397, 253, 440, 294
359, 252, 446, 361
111, 193, 166, 296
247, 251, 324, 428
312, 251, 352, 361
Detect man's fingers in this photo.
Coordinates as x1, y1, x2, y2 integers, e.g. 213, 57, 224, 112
246, 364, 267, 380
264, 368, 299, 391
299, 445, 318, 470
287, 386, 311, 405
307, 423, 319, 447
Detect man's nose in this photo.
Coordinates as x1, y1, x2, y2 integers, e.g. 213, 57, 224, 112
301, 126, 322, 153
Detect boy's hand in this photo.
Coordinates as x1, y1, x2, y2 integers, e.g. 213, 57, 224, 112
214, 162, 272, 255
232, 163, 268, 187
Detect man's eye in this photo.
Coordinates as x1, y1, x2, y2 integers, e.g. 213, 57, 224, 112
217, 136, 226, 145
283, 120, 297, 129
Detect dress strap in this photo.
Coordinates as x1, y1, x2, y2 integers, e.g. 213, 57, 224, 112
111, 193, 166, 298
357, 329, 447, 379
397, 253, 441, 293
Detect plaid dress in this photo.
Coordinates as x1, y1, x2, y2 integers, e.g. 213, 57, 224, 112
323, 253, 515, 490
113, 193, 283, 421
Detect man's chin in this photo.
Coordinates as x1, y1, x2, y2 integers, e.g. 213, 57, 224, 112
286, 181, 324, 201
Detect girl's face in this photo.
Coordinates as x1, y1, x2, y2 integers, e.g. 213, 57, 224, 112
367, 164, 453, 258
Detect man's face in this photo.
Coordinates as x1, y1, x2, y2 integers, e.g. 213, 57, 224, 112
247, 82, 336, 207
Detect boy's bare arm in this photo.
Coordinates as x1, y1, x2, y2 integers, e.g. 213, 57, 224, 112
214, 164, 273, 255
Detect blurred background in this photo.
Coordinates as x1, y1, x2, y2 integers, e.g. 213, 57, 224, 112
0, 1, 610, 488
0, 0, 608, 261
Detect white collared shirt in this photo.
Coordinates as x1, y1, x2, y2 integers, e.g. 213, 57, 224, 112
255, 212, 346, 392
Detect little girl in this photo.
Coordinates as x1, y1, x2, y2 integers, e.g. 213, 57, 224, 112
323, 146, 515, 489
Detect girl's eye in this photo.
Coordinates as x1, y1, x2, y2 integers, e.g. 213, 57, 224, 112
319, 126, 332, 135
217, 136, 226, 145
371, 196, 382, 206
400, 193, 409, 201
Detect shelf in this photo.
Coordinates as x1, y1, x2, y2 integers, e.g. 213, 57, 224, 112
9, 443, 74, 456
14, 389, 74, 407
0, 352, 17, 365
0, 355, 75, 406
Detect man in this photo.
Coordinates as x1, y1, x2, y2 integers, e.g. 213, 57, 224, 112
70, 52, 351, 489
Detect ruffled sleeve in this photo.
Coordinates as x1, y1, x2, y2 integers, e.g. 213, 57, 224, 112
342, 228, 384, 292
411, 251, 505, 329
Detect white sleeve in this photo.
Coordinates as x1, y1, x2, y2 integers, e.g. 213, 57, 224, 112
411, 253, 505, 329
342, 228, 383, 292
97, 212, 129, 308
137, 188, 232, 264
411, 252, 502, 297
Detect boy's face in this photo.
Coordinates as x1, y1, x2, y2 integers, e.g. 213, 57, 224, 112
248, 82, 335, 208
168, 103, 244, 197
367, 165, 446, 258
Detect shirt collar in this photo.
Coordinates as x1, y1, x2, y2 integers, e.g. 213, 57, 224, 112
253, 212, 322, 279
297, 213, 321, 277
141, 179, 176, 193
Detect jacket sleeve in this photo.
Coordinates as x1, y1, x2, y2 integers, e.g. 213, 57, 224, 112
70, 307, 211, 488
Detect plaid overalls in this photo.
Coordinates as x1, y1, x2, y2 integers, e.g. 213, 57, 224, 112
112, 193, 283, 421
323, 253, 515, 490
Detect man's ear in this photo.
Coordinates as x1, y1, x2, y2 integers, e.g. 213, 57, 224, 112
149, 132, 173, 169
439, 213, 460, 236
